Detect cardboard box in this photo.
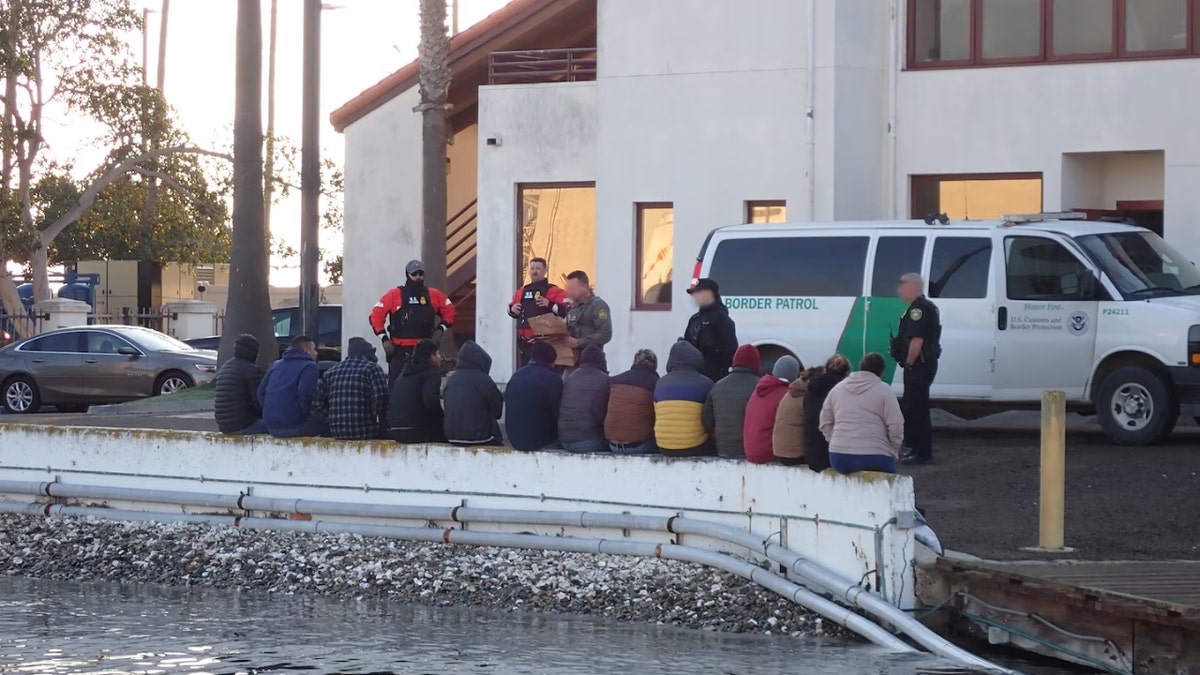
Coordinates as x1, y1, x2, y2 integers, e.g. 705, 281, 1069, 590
527, 314, 576, 367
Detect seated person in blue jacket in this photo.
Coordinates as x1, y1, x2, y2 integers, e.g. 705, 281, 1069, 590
252, 335, 327, 438
504, 340, 564, 451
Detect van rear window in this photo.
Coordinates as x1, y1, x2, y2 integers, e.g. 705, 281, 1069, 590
709, 236, 869, 297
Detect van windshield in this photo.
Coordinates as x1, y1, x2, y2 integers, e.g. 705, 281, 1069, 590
1076, 231, 1200, 299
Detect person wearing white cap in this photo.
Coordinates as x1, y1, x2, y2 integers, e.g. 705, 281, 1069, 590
369, 259, 457, 382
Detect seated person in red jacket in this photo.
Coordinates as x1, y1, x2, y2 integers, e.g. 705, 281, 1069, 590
744, 356, 801, 463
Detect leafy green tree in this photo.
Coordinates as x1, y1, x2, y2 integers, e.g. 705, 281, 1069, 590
0, 0, 232, 315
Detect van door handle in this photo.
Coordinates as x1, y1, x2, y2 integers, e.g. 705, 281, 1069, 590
997, 306, 1008, 331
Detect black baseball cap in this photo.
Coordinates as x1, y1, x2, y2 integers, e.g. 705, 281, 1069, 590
688, 278, 719, 295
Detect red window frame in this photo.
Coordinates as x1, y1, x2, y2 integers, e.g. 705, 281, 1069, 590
907, 0, 1200, 69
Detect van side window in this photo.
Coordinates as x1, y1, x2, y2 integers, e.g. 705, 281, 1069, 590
1005, 236, 1093, 301
871, 236, 926, 296
930, 237, 992, 299
710, 236, 869, 297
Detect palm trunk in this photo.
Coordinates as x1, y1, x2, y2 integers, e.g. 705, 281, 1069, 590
417, 0, 450, 292
221, 0, 277, 367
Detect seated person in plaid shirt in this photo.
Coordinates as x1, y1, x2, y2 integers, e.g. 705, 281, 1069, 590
313, 337, 389, 440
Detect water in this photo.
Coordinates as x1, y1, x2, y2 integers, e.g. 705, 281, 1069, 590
0, 577, 1079, 674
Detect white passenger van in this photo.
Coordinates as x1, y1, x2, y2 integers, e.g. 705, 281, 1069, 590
692, 213, 1200, 445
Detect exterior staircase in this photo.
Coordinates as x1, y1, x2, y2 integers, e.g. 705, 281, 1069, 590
446, 199, 478, 346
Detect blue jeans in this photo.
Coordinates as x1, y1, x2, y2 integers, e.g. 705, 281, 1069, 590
829, 453, 897, 475
270, 417, 330, 439
609, 440, 657, 455
562, 438, 608, 454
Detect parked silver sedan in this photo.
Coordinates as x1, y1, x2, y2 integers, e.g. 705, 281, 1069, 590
0, 325, 217, 414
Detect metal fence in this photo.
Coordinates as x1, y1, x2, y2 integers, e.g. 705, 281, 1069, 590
0, 311, 44, 343
87, 308, 177, 335
488, 48, 597, 85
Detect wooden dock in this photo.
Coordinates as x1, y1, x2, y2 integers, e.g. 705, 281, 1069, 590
922, 559, 1200, 674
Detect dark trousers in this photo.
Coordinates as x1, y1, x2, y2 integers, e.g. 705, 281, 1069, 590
387, 344, 415, 383
902, 365, 935, 460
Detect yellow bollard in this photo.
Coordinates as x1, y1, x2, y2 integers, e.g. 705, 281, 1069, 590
1039, 390, 1067, 550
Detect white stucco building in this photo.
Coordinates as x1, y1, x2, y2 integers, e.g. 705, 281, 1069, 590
333, 0, 1200, 381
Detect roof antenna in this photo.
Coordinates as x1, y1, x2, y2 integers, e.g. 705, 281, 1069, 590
923, 213, 950, 226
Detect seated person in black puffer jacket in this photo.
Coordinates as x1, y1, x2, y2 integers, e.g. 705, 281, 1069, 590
213, 334, 264, 434
443, 340, 504, 446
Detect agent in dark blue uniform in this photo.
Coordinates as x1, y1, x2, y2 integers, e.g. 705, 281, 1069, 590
893, 273, 941, 466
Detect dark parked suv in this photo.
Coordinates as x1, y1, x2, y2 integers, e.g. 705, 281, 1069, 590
185, 305, 342, 362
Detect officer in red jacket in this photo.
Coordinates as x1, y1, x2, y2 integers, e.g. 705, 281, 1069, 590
507, 257, 569, 366
370, 260, 457, 382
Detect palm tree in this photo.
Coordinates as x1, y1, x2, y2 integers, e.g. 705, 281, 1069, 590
220, 0, 278, 366
417, 0, 450, 291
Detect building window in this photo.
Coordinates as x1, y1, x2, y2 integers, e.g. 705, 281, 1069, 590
518, 184, 596, 288
911, 173, 1043, 221
746, 200, 787, 224
636, 203, 674, 310
908, 0, 1200, 68
981, 0, 1042, 60
1051, 0, 1114, 57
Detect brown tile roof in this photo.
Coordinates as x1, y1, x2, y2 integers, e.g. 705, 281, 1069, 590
330, 0, 594, 132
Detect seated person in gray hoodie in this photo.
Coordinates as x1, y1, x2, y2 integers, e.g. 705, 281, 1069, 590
443, 340, 504, 446
818, 353, 904, 475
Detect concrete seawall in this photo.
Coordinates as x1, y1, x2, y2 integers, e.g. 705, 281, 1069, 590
0, 424, 920, 608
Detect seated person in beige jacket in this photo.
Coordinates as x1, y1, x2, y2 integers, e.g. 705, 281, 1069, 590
819, 353, 904, 474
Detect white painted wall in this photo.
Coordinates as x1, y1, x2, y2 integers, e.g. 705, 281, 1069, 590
476, 82, 598, 381
593, 0, 817, 374
0, 424, 919, 607
897, 59, 1200, 255
341, 87, 424, 355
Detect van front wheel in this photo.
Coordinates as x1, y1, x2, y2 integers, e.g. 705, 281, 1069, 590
1096, 366, 1177, 446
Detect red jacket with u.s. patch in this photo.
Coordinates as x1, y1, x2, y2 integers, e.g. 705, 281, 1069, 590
370, 285, 456, 347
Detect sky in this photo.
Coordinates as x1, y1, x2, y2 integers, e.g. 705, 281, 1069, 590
33, 0, 509, 285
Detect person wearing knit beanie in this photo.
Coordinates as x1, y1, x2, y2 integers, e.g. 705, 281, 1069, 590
773, 355, 801, 382
702, 343, 761, 458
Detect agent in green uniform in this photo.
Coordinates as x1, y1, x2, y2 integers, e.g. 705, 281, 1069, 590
564, 270, 612, 366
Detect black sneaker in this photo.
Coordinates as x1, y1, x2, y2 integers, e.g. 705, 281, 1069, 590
901, 455, 933, 466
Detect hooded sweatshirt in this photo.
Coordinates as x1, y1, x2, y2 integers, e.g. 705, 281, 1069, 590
214, 334, 263, 433
818, 371, 904, 459
653, 341, 714, 453
257, 347, 320, 435
803, 368, 848, 472
443, 341, 504, 445
771, 376, 809, 462
701, 345, 760, 458
558, 346, 610, 443
743, 375, 790, 463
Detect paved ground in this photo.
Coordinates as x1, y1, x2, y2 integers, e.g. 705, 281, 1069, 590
4, 407, 1198, 563
907, 428, 1200, 562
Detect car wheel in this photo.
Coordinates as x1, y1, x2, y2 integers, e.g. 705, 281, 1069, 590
3, 376, 42, 414
154, 371, 193, 396
1096, 366, 1177, 446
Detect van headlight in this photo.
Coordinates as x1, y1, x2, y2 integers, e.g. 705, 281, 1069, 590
194, 363, 217, 374
1190, 325, 1200, 366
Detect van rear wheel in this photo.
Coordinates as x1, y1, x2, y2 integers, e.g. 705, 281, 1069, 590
1096, 366, 1177, 446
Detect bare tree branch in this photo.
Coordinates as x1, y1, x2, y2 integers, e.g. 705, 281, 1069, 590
130, 166, 205, 207
37, 146, 234, 244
